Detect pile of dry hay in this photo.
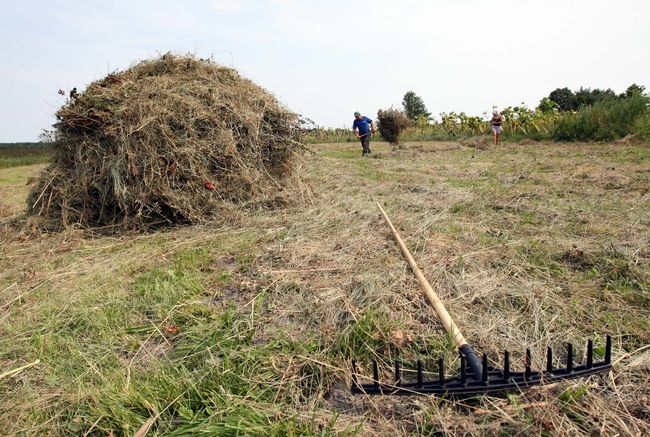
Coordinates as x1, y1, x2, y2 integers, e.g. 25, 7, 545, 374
28, 54, 305, 230
377, 108, 411, 146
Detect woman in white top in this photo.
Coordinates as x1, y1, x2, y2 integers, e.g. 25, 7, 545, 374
491, 111, 503, 146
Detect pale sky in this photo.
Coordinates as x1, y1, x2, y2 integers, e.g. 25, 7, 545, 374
1, 0, 649, 142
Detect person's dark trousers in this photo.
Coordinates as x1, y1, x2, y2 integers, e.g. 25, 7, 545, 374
360, 135, 371, 155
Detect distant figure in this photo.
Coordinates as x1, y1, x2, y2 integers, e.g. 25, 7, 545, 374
352, 111, 377, 156
491, 110, 503, 145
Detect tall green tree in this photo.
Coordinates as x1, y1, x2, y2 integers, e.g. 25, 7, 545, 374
624, 83, 646, 98
574, 87, 617, 108
402, 91, 431, 121
548, 87, 576, 111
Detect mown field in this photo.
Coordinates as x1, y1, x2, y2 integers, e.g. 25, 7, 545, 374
1, 141, 649, 435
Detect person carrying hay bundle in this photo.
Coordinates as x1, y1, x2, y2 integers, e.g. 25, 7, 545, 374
490, 110, 503, 145
352, 111, 377, 156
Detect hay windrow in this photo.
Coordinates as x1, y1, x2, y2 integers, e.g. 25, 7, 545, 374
27, 53, 305, 231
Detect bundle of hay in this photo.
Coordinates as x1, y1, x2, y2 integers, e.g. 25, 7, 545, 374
28, 54, 305, 230
377, 109, 410, 146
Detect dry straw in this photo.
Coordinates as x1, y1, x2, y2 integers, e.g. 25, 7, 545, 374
27, 53, 305, 231
377, 109, 411, 146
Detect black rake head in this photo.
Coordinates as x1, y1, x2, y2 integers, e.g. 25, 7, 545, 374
351, 335, 612, 396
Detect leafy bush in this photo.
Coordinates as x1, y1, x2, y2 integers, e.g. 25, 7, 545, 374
634, 107, 650, 140
536, 97, 558, 113
552, 95, 649, 141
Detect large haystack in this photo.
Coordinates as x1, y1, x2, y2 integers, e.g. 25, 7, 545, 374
28, 54, 304, 230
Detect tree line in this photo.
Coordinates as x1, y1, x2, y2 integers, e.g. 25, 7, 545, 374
539, 84, 646, 112
401, 84, 647, 121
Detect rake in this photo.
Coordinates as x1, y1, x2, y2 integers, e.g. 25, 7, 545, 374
351, 202, 612, 396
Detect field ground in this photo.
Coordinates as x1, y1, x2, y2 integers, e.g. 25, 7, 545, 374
1, 141, 649, 435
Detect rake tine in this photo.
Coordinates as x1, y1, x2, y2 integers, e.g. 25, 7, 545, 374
481, 353, 489, 383
372, 361, 379, 388
605, 335, 612, 364
460, 354, 467, 384
354, 338, 612, 396
395, 360, 402, 386
503, 351, 510, 380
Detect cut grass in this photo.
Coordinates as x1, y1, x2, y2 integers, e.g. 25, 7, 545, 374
1, 140, 649, 435
0, 165, 42, 221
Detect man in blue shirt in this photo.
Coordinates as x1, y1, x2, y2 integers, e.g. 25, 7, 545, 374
352, 111, 376, 156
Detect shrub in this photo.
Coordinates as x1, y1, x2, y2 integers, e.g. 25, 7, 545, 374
552, 95, 649, 141
634, 107, 650, 140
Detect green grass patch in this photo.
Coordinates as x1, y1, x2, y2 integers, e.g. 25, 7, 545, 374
319, 148, 362, 159
612, 145, 650, 164
347, 159, 392, 181
335, 309, 395, 359
446, 177, 479, 189
0, 168, 33, 185
516, 239, 566, 277
0, 145, 52, 169
58, 306, 342, 435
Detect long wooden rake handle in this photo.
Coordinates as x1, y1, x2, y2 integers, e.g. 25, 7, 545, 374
376, 202, 484, 379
